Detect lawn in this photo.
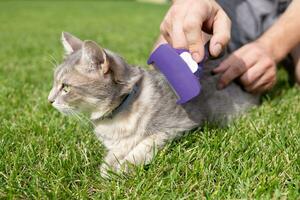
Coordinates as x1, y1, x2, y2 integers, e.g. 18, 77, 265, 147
0, 0, 299, 199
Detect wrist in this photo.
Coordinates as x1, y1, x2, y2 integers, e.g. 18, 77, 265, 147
256, 32, 288, 63
256, 0, 300, 63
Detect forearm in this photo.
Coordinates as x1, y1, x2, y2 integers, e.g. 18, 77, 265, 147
258, 0, 300, 62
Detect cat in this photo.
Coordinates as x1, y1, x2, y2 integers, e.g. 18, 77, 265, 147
48, 32, 259, 176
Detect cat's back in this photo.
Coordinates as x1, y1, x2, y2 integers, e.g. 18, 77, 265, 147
181, 56, 259, 124
143, 56, 259, 131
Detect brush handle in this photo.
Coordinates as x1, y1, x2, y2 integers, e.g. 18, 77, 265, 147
174, 49, 206, 78
147, 44, 207, 104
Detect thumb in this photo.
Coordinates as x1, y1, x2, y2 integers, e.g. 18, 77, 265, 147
209, 10, 231, 57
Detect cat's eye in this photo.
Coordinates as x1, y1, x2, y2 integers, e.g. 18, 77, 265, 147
61, 83, 71, 93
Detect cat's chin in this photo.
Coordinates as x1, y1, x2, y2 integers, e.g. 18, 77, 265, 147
90, 111, 109, 121
90, 109, 112, 121
90, 112, 102, 120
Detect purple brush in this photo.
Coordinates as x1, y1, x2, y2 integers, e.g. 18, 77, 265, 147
147, 44, 206, 104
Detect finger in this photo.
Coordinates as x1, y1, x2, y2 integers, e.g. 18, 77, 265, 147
169, 5, 188, 49
164, 33, 172, 46
170, 18, 187, 49
160, 22, 171, 41
160, 22, 172, 46
217, 54, 253, 89
253, 82, 274, 94
209, 10, 231, 57
160, 20, 169, 37
213, 54, 234, 74
152, 35, 168, 52
239, 62, 267, 87
245, 68, 276, 93
183, 12, 204, 62
160, 12, 172, 44
214, 47, 257, 74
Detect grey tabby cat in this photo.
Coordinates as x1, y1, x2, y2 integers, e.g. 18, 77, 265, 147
48, 32, 259, 176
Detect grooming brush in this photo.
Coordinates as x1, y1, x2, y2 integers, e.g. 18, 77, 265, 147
147, 44, 207, 104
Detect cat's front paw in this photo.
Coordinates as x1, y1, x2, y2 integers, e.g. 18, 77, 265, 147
100, 151, 128, 178
99, 163, 110, 179
99, 161, 131, 179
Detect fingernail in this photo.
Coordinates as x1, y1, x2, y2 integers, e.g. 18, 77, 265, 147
211, 68, 218, 75
213, 43, 223, 56
192, 52, 201, 62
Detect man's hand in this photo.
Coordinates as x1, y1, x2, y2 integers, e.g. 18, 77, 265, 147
213, 41, 277, 94
213, 0, 300, 93
159, 0, 231, 62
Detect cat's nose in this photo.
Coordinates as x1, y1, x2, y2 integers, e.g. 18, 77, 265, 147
48, 90, 56, 104
48, 98, 54, 104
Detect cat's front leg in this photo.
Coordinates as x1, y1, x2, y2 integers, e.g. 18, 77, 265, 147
117, 133, 170, 171
100, 149, 127, 177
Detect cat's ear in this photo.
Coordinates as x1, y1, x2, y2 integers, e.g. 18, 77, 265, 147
61, 32, 83, 55
81, 40, 110, 73
81, 40, 134, 84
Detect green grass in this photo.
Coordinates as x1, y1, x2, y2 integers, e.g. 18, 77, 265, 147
0, 1, 299, 199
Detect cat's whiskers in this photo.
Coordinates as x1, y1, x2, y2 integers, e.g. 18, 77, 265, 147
70, 110, 95, 128
49, 54, 58, 66
80, 113, 96, 127
48, 54, 60, 72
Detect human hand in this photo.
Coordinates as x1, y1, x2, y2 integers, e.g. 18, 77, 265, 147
159, 0, 231, 63
213, 41, 277, 94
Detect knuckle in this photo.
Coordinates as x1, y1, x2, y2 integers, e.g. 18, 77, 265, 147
222, 32, 231, 43
189, 43, 201, 51
183, 19, 198, 33
241, 76, 251, 86
160, 22, 167, 33
170, 6, 180, 18
268, 68, 277, 79
265, 73, 276, 85
265, 58, 275, 67
265, 61, 273, 68
253, 48, 261, 57
232, 65, 243, 76
251, 45, 261, 55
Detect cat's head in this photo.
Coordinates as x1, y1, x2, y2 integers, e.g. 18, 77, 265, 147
48, 32, 141, 120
